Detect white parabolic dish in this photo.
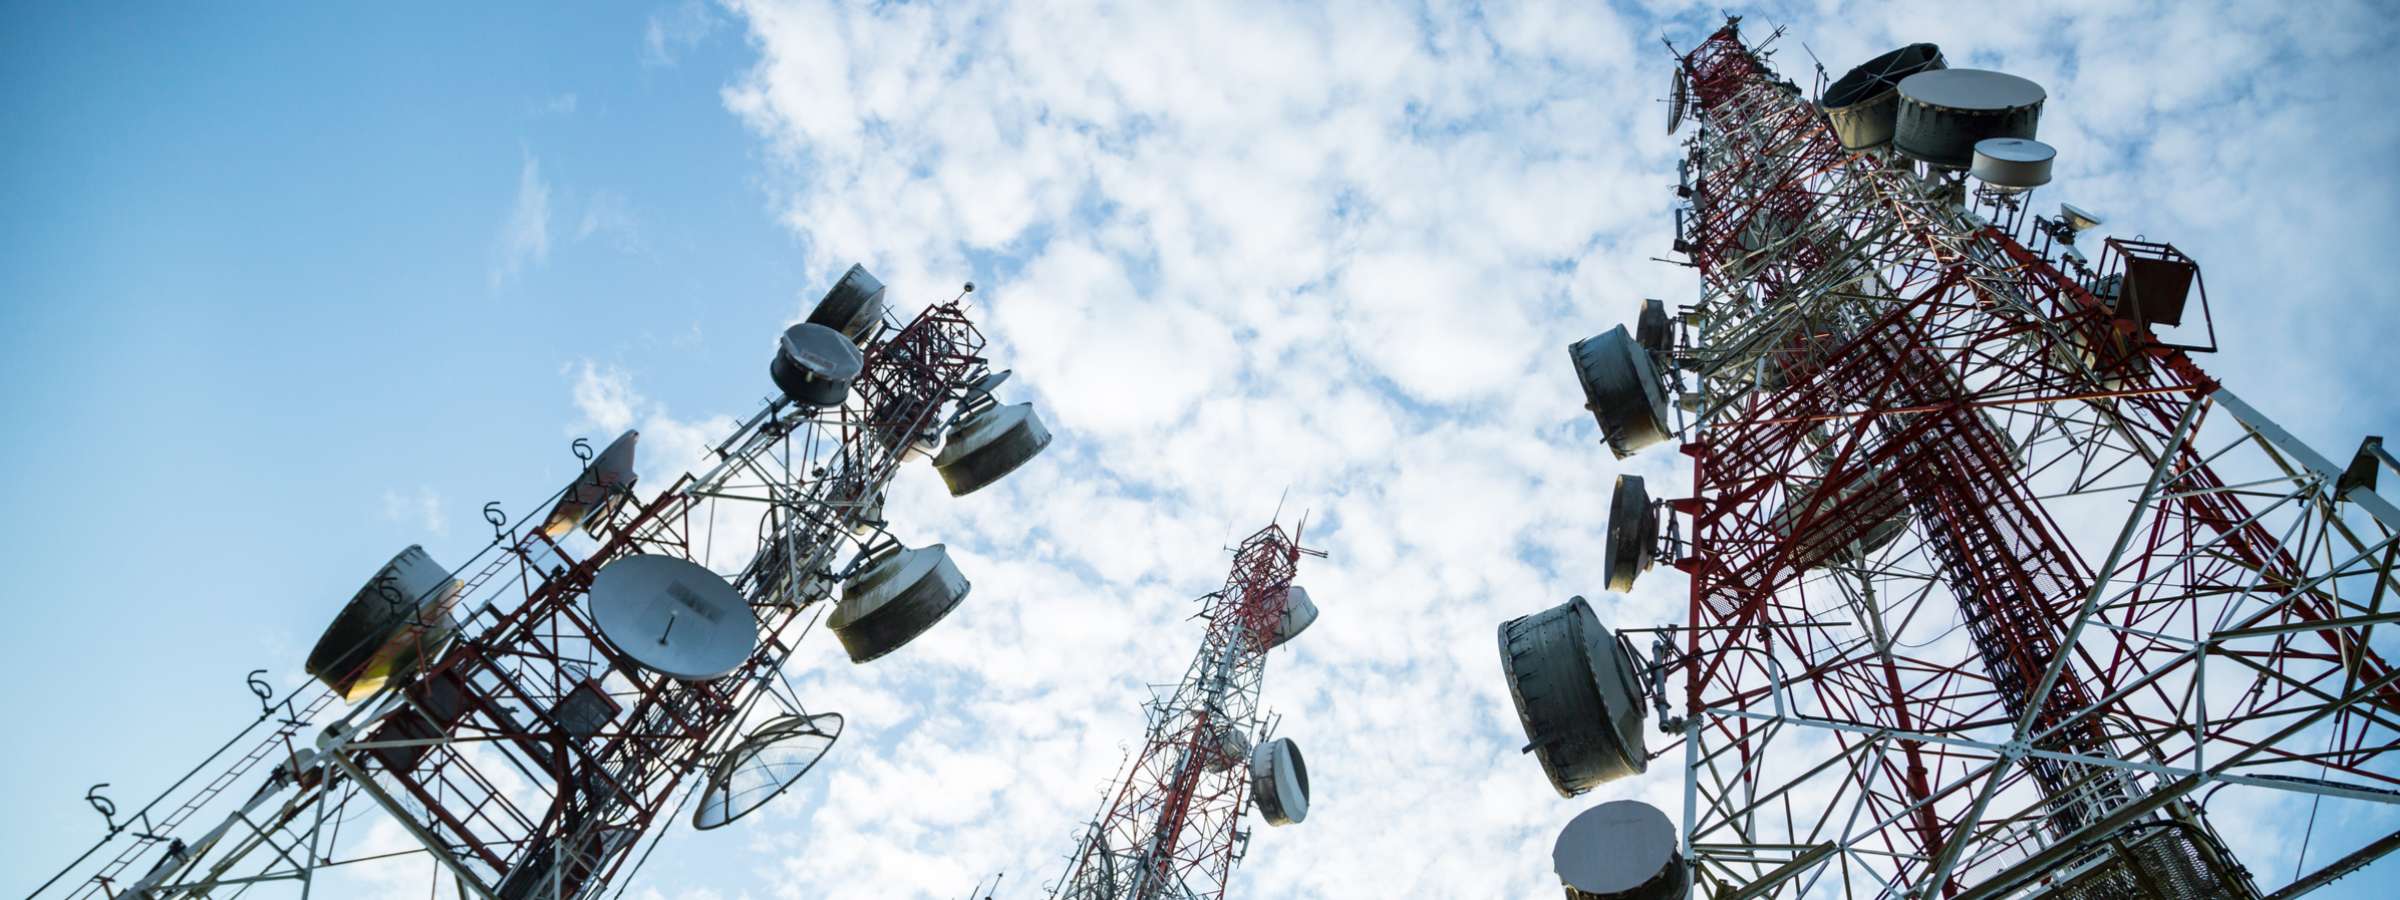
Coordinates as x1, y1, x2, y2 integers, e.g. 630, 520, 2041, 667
588, 554, 760, 681
1555, 799, 1682, 897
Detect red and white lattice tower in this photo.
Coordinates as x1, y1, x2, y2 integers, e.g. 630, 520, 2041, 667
1502, 17, 2400, 900
31, 266, 1056, 899
1049, 522, 1323, 900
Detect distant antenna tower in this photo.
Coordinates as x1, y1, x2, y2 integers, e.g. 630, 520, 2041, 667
1048, 520, 1326, 900
1499, 17, 2400, 900
32, 265, 1057, 898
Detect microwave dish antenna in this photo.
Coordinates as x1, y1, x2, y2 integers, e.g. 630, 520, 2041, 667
771, 323, 866, 408
691, 712, 845, 830
807, 262, 888, 344
2061, 202, 2106, 232
1667, 68, 1689, 134
541, 429, 639, 539
588, 554, 761, 681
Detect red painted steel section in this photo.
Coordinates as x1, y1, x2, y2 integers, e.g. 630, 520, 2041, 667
1669, 21, 2399, 893
1056, 524, 1306, 900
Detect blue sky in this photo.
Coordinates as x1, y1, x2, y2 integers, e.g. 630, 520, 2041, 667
4, 1, 2399, 898
0, 2, 811, 890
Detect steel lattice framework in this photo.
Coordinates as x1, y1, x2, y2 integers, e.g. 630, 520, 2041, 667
1623, 19, 2400, 900
1050, 523, 1320, 900
33, 291, 1003, 899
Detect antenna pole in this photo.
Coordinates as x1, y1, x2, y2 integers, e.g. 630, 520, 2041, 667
35, 276, 1019, 899
1501, 18, 2400, 899
1049, 520, 1316, 900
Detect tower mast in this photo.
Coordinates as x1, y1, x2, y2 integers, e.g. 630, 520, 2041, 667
34, 267, 1056, 899
1050, 521, 1322, 900
1503, 17, 2400, 899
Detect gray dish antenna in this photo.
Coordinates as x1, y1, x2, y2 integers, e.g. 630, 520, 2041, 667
807, 263, 887, 345
1264, 585, 1317, 650
1893, 68, 2046, 169
691, 712, 844, 830
1821, 43, 1946, 152
1666, 68, 1689, 134
1498, 596, 1648, 796
1569, 326, 1673, 459
934, 393, 1055, 497
542, 429, 639, 539
588, 554, 760, 681
828, 543, 972, 663
1249, 737, 1310, 826
962, 367, 1013, 401
2060, 202, 2106, 233
1553, 799, 1688, 900
1603, 475, 1662, 592
1634, 299, 1671, 361
771, 323, 866, 408
306, 545, 464, 702
1971, 137, 2055, 191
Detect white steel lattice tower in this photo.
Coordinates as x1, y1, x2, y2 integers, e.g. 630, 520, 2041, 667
1049, 522, 1323, 900
31, 266, 1057, 899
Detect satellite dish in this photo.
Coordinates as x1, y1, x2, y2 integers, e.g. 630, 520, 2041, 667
691, 712, 844, 830
1264, 585, 1317, 650
770, 323, 866, 408
1820, 43, 1946, 151
962, 368, 1013, 401
306, 545, 464, 702
1893, 69, 2046, 169
587, 555, 760, 681
542, 429, 639, 539
1249, 737, 1310, 826
1497, 596, 1648, 796
1970, 137, 2055, 191
806, 263, 887, 344
828, 544, 972, 663
1603, 475, 1661, 592
932, 401, 1054, 496
1568, 326, 1674, 459
1553, 800, 1688, 900
2060, 202, 2106, 232
1666, 68, 1689, 135
1634, 299, 1671, 360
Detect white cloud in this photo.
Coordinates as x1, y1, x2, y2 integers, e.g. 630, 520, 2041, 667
379, 486, 447, 537
568, 359, 742, 527
491, 151, 553, 288
700, 0, 1664, 895
645, 0, 724, 68
571, 361, 639, 435
577, 188, 641, 251
538, 1, 2400, 897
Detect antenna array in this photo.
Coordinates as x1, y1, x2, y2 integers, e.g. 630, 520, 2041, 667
1048, 522, 1324, 900
34, 265, 1055, 899
1501, 18, 2400, 900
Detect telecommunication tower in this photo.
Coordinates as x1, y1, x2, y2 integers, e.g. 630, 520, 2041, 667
1500, 17, 2400, 900
30, 265, 1057, 899
1048, 520, 1325, 900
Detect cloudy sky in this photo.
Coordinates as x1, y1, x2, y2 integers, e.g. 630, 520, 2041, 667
4, 1, 2397, 898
